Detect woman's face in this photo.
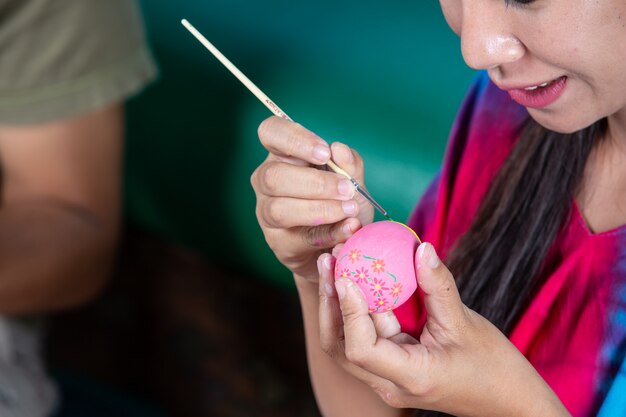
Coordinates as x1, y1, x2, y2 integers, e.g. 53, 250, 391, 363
439, 0, 626, 134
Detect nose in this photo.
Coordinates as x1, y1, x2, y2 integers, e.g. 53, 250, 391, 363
460, 5, 525, 70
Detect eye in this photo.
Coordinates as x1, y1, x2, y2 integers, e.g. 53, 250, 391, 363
505, 0, 535, 6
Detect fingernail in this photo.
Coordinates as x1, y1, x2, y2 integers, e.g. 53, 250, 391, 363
338, 179, 355, 197
335, 279, 347, 299
322, 254, 332, 271
418, 242, 440, 269
342, 222, 353, 236
313, 145, 330, 164
342, 200, 357, 216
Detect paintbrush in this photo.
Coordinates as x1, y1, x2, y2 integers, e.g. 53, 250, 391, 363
181, 19, 392, 221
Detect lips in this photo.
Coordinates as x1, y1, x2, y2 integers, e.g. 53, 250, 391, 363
506, 76, 568, 109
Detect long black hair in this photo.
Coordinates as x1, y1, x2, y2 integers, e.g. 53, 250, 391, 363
414, 116, 607, 417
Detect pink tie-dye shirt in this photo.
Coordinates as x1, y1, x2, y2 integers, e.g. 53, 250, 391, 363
396, 72, 626, 417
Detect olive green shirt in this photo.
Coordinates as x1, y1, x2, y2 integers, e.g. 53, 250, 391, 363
0, 0, 157, 124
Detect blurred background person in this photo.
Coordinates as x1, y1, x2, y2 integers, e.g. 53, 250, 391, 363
0, 0, 155, 415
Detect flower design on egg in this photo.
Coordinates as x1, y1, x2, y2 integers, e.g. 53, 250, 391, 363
338, 268, 350, 279
349, 249, 362, 263
353, 267, 369, 284
390, 283, 403, 297
371, 259, 385, 273
374, 297, 389, 311
369, 277, 389, 297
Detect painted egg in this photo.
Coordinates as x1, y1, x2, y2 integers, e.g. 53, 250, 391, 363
334, 221, 419, 313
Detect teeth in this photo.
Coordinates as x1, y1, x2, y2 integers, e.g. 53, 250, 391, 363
525, 81, 551, 91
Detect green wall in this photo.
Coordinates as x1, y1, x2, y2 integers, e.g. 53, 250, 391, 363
124, 1, 475, 288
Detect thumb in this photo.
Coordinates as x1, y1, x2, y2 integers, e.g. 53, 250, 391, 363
415, 242, 466, 332
335, 278, 378, 349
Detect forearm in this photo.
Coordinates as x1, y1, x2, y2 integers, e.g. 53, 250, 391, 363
0, 199, 117, 315
487, 360, 570, 417
295, 275, 402, 417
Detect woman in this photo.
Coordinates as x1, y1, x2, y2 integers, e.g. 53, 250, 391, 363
251, 0, 626, 416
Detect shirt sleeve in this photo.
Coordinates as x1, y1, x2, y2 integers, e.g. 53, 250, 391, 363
0, 0, 157, 124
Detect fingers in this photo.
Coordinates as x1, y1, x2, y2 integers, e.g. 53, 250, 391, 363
264, 218, 360, 259
318, 254, 401, 398
415, 242, 467, 332
253, 161, 355, 200
319, 250, 402, 342
335, 278, 412, 380
258, 116, 330, 165
329, 143, 374, 226
331, 243, 344, 258
258, 197, 358, 229
335, 278, 377, 347
330, 142, 365, 182
318, 254, 344, 355
371, 311, 402, 339
253, 116, 372, 279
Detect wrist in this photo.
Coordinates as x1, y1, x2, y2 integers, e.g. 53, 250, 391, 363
522, 386, 571, 417
490, 365, 570, 417
294, 273, 318, 294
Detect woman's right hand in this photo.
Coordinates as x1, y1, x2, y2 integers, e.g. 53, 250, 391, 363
251, 116, 374, 282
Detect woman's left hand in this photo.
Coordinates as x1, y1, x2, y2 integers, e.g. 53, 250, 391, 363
317, 242, 570, 417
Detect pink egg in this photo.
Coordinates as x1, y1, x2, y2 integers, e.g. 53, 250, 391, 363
334, 221, 419, 313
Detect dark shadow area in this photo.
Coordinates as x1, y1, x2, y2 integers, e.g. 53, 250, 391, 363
46, 226, 320, 417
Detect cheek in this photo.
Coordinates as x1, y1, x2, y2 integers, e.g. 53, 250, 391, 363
439, 0, 462, 35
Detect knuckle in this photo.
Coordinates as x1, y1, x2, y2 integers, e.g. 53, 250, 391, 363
321, 340, 338, 359
250, 168, 259, 190
312, 201, 333, 222
285, 122, 307, 157
436, 269, 457, 296
262, 228, 288, 256
304, 226, 335, 248
344, 345, 368, 367
264, 199, 285, 227
261, 163, 281, 194
310, 172, 328, 197
251, 163, 267, 191
448, 306, 474, 338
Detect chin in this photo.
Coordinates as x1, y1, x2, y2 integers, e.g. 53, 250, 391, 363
528, 110, 598, 135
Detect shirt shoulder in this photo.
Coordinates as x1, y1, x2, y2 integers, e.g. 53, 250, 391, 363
0, 0, 158, 124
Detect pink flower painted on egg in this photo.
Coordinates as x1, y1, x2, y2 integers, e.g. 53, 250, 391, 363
369, 277, 389, 297
353, 267, 369, 284
373, 297, 389, 311
390, 282, 403, 297
338, 268, 350, 279
348, 249, 362, 263
371, 259, 385, 273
